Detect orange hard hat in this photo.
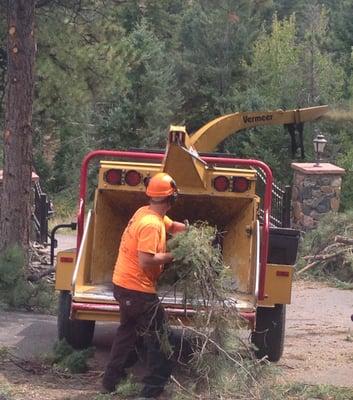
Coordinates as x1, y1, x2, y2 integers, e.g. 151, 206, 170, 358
146, 172, 177, 197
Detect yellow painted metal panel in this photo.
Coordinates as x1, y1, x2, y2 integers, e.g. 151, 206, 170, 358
163, 143, 206, 189
77, 189, 260, 297
90, 190, 124, 284
55, 250, 76, 290
98, 163, 257, 198
223, 199, 257, 293
191, 106, 329, 152
258, 264, 294, 306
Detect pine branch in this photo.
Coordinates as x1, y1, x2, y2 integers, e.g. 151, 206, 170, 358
177, 318, 257, 386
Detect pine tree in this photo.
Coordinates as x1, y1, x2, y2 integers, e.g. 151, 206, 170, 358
96, 19, 182, 149
34, 1, 129, 192
224, 10, 344, 181
0, 0, 36, 257
176, 0, 271, 132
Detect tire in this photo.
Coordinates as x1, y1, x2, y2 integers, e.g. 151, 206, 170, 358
251, 304, 286, 362
58, 291, 95, 349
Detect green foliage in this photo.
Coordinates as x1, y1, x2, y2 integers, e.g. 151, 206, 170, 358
0, 245, 56, 312
51, 339, 94, 374
160, 223, 281, 399
281, 382, 353, 400
59, 350, 91, 374
96, 18, 182, 149
114, 375, 141, 397
176, 1, 269, 131
0, 246, 28, 309
300, 4, 345, 105
328, 0, 353, 77
223, 7, 346, 182
246, 14, 300, 108
244, 8, 344, 108
0, 245, 24, 286
0, 345, 9, 360
2, 1, 353, 219
52, 339, 74, 363
336, 120, 353, 210
162, 222, 227, 303
299, 211, 353, 255
48, 190, 77, 228
297, 211, 353, 284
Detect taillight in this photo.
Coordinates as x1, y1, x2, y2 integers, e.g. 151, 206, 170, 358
104, 169, 122, 185
232, 177, 250, 193
213, 176, 230, 192
125, 170, 142, 186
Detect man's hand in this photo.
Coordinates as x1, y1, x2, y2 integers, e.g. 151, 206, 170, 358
138, 251, 173, 270
170, 220, 188, 234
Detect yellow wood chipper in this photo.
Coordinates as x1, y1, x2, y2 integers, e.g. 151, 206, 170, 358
54, 105, 328, 362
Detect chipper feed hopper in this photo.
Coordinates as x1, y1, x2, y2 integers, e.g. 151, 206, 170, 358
54, 105, 328, 361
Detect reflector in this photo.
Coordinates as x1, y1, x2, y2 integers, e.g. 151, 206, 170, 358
276, 271, 290, 277
125, 170, 141, 186
232, 177, 250, 193
60, 256, 74, 263
104, 169, 122, 185
213, 176, 229, 192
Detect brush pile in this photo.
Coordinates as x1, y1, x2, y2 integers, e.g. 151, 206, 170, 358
159, 222, 228, 304
297, 211, 353, 286
158, 222, 275, 399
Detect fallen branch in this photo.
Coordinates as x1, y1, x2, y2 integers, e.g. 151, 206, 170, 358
312, 248, 349, 261
335, 235, 353, 245
27, 267, 55, 282
302, 243, 344, 260
297, 261, 320, 275
170, 374, 201, 399
177, 318, 257, 386
297, 247, 352, 275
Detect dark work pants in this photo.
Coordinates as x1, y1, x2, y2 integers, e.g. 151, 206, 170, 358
103, 285, 173, 392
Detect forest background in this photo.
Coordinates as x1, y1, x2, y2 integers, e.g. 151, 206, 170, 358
1, 0, 353, 214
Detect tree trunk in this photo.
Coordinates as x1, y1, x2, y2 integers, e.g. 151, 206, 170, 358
0, 0, 36, 257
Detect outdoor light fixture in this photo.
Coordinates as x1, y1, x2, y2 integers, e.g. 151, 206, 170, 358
313, 133, 327, 166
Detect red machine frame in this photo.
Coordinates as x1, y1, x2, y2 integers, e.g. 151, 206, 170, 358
76, 150, 273, 302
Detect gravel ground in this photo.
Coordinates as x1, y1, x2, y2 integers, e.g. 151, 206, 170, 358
1, 271, 353, 398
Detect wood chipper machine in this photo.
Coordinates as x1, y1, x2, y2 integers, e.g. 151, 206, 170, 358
54, 105, 328, 362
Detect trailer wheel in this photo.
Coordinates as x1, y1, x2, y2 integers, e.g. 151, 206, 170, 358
58, 291, 95, 349
251, 304, 286, 362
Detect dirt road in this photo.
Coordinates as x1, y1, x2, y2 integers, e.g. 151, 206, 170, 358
55, 234, 76, 253
1, 280, 353, 399
279, 280, 353, 387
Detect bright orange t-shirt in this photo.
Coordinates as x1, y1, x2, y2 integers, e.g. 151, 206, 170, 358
112, 206, 173, 294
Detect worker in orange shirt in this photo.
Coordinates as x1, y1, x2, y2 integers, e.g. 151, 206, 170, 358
103, 172, 186, 398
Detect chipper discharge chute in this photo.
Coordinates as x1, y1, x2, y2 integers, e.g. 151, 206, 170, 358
54, 105, 329, 361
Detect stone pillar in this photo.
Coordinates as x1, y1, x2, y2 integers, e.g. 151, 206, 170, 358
291, 163, 345, 231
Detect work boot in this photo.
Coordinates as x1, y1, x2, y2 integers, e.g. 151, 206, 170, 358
101, 370, 127, 393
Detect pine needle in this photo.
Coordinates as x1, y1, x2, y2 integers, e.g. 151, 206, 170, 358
158, 222, 275, 399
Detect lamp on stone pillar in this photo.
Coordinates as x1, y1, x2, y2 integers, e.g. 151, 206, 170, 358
313, 133, 327, 166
